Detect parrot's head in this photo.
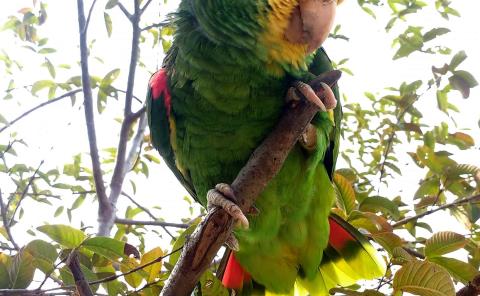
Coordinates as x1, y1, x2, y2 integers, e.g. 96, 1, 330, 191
260, 0, 342, 72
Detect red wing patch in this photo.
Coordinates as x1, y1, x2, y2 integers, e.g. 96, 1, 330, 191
328, 216, 356, 250
149, 69, 171, 117
222, 253, 251, 289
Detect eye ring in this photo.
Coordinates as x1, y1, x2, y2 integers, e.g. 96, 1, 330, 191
321, 0, 337, 6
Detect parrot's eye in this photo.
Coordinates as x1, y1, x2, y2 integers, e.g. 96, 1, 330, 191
322, 0, 336, 5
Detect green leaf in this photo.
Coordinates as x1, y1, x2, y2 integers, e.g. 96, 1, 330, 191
38, 48, 56, 54
82, 237, 136, 262
37, 224, 86, 248
392, 247, 414, 265
370, 232, 403, 254
104, 13, 112, 37
120, 257, 143, 288
105, 0, 119, 9
25, 239, 58, 273
333, 173, 356, 215
198, 270, 229, 296
449, 51, 467, 71
141, 247, 163, 282
423, 28, 450, 42
425, 231, 467, 258
449, 71, 478, 98
447, 132, 475, 150
359, 196, 400, 220
429, 256, 478, 284
31, 80, 55, 95
0, 253, 11, 288
169, 218, 201, 266
54, 206, 64, 217
393, 260, 455, 296
0, 113, 8, 125
44, 58, 55, 78
8, 250, 35, 289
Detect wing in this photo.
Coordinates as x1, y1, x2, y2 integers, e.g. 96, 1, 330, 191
147, 58, 198, 202
309, 47, 343, 180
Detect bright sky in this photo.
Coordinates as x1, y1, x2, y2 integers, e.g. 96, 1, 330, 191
1, 0, 480, 286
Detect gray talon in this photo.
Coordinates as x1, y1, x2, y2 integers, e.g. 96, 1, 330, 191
207, 183, 249, 230
225, 234, 240, 251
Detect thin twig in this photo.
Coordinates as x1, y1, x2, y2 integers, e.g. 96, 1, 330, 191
9, 160, 44, 226
141, 21, 169, 32
121, 189, 176, 239
37, 255, 68, 289
121, 191, 157, 220
393, 194, 480, 228
0, 89, 81, 134
115, 218, 189, 228
76, 0, 112, 230
140, 0, 154, 15
0, 191, 19, 250
83, 0, 98, 34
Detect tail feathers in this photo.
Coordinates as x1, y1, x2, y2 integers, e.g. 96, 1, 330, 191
222, 253, 251, 290
221, 214, 385, 295
296, 215, 385, 295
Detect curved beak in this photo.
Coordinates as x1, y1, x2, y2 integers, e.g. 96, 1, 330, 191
284, 0, 337, 53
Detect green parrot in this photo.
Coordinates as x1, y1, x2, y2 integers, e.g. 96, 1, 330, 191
147, 0, 385, 294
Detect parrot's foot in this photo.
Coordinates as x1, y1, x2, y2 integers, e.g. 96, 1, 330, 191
225, 233, 240, 251
287, 81, 337, 111
299, 123, 317, 151
207, 183, 249, 230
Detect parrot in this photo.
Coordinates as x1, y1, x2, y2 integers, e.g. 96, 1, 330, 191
147, 0, 386, 294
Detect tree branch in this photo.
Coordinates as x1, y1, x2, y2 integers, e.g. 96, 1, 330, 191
121, 189, 176, 238
393, 194, 480, 228
160, 71, 342, 295
117, 2, 132, 21
115, 218, 189, 228
83, 0, 98, 34
9, 160, 44, 227
0, 89, 81, 134
98, 0, 144, 236
76, 0, 112, 230
141, 21, 169, 32
66, 251, 93, 296
0, 191, 19, 250
140, 0, 154, 15
124, 111, 147, 174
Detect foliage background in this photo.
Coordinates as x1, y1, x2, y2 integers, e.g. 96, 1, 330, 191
0, 0, 479, 295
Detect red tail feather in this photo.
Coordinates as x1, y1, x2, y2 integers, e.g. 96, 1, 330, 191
222, 253, 251, 289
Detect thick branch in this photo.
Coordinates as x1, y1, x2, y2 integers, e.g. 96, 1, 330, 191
393, 193, 480, 228
115, 218, 189, 228
76, 0, 111, 230
0, 89, 81, 134
160, 71, 342, 296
